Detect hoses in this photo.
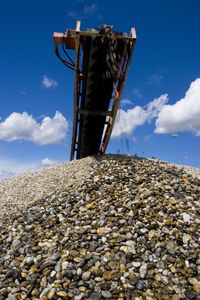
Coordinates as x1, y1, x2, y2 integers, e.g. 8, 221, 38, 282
55, 45, 76, 71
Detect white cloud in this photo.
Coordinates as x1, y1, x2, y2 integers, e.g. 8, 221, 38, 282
41, 158, 58, 167
132, 136, 137, 143
143, 135, 152, 143
132, 88, 143, 98
83, 3, 97, 14
0, 111, 68, 145
20, 91, 27, 95
155, 78, 200, 136
42, 75, 58, 88
147, 74, 163, 85
67, 11, 78, 18
112, 94, 168, 138
171, 134, 179, 138
0, 158, 39, 180
0, 169, 15, 179
121, 99, 133, 106
0, 157, 61, 180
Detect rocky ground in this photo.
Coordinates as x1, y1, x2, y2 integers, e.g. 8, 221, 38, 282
0, 155, 200, 300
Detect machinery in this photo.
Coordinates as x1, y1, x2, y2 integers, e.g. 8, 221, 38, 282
53, 21, 136, 160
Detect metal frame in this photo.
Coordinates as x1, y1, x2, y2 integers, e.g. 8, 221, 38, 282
53, 22, 136, 160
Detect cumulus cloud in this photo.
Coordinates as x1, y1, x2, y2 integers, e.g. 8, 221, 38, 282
112, 94, 168, 138
41, 158, 58, 167
121, 99, 133, 106
155, 78, 200, 135
0, 111, 68, 145
42, 75, 58, 88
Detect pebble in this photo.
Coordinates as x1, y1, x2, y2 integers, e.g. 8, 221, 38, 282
103, 270, 111, 280
132, 261, 141, 268
139, 263, 147, 278
183, 233, 191, 243
89, 293, 102, 300
0, 154, 200, 299
47, 288, 56, 299
193, 284, 200, 292
101, 290, 112, 298
77, 268, 82, 276
56, 291, 68, 297
183, 213, 191, 223
82, 271, 90, 281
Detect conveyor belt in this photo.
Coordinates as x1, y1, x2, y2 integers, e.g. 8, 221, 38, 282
53, 22, 136, 160
77, 35, 126, 158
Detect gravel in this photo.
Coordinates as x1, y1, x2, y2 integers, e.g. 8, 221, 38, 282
0, 154, 200, 299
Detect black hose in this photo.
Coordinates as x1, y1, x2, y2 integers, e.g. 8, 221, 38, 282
55, 46, 75, 71
62, 44, 75, 66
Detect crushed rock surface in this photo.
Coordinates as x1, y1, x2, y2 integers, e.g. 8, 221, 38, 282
0, 155, 200, 300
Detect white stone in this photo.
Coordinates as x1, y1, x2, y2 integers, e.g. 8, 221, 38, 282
127, 247, 136, 254
50, 270, 56, 277
77, 268, 82, 276
155, 274, 161, 281
139, 263, 147, 278
183, 213, 190, 223
183, 233, 191, 244
62, 261, 68, 270
125, 240, 135, 247
189, 278, 198, 285
140, 228, 148, 234
75, 293, 84, 300
25, 256, 34, 265
12, 239, 20, 247
161, 275, 168, 284
102, 236, 107, 243
185, 260, 190, 268
132, 261, 141, 268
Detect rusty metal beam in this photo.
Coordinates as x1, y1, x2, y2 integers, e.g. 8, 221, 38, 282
100, 32, 136, 154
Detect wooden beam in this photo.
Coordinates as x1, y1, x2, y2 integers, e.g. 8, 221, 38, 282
130, 27, 136, 39
76, 20, 81, 31
79, 31, 136, 41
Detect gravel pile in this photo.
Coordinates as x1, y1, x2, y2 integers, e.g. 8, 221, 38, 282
0, 156, 97, 221
0, 155, 200, 300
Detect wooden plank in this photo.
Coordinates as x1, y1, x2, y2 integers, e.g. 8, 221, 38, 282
76, 20, 81, 31
65, 29, 136, 41
78, 109, 112, 117
130, 27, 136, 39
79, 31, 136, 41
55, 28, 136, 45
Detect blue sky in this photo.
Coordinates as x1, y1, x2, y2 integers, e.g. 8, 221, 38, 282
0, 0, 200, 178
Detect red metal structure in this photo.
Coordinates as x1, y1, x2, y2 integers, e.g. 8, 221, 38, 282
53, 21, 136, 160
